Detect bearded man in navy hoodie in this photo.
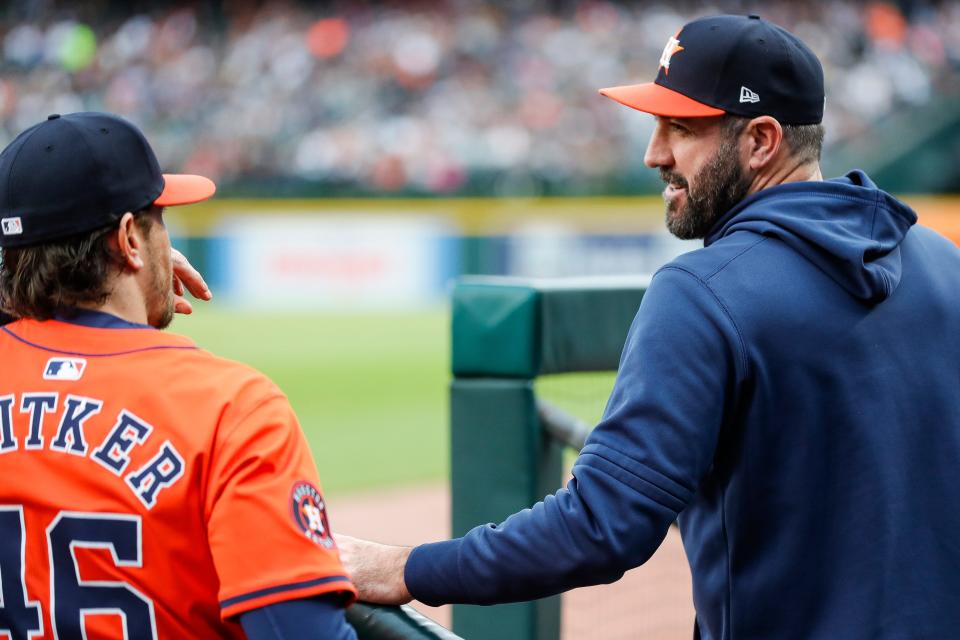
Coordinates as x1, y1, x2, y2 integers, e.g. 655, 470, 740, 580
364, 15, 960, 640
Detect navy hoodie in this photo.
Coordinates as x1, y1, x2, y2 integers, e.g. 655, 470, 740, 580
406, 171, 960, 639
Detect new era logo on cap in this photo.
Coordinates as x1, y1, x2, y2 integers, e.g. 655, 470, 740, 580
740, 86, 760, 103
1, 217, 22, 236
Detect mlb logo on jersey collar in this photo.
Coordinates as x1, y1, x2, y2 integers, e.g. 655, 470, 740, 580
43, 357, 87, 381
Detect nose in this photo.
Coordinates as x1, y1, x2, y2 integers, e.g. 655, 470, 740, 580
643, 119, 673, 169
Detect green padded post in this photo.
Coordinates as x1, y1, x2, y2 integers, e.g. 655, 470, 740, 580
451, 282, 540, 378
452, 277, 648, 377
448, 276, 647, 640
450, 379, 562, 640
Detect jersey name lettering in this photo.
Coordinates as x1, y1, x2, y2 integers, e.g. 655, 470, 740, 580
0, 392, 184, 509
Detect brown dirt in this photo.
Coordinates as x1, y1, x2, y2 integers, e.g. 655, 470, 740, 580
330, 483, 694, 639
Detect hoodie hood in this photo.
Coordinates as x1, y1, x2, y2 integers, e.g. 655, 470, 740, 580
705, 170, 917, 303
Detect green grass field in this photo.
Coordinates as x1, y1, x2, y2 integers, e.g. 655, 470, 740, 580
171, 304, 450, 496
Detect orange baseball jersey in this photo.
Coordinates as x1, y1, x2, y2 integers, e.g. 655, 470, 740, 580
0, 313, 357, 639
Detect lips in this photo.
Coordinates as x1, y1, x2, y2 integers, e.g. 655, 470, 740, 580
664, 183, 687, 199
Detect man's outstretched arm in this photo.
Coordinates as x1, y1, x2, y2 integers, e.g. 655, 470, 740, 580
340, 268, 743, 606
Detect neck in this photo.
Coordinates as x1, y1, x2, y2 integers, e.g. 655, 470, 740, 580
749, 160, 822, 195
76, 277, 149, 326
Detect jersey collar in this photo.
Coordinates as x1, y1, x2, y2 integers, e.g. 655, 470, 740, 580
54, 308, 153, 330
1, 315, 196, 356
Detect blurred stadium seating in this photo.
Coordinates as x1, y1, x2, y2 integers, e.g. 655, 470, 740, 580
0, 0, 958, 196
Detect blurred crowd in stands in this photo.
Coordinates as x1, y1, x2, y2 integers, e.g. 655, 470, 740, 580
0, 0, 958, 195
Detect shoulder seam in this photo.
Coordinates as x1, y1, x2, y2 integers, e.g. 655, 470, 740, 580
205, 387, 289, 520
215, 386, 290, 449
655, 266, 749, 379
705, 236, 769, 281
224, 391, 288, 433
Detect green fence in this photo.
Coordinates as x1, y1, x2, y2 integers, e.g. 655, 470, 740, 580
449, 276, 649, 640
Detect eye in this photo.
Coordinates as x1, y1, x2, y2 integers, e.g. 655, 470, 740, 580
669, 121, 688, 133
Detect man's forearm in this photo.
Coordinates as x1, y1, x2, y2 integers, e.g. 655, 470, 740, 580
404, 459, 680, 606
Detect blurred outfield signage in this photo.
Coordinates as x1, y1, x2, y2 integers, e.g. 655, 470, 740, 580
214, 214, 454, 310
507, 221, 695, 278
167, 197, 959, 310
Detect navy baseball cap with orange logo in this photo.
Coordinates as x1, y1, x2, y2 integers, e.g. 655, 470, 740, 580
600, 14, 824, 125
0, 112, 215, 248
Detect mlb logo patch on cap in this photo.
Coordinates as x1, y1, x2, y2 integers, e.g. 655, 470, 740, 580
43, 357, 87, 381
1, 217, 22, 236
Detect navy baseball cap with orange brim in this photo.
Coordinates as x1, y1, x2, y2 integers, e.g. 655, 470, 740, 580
600, 14, 824, 124
0, 112, 216, 248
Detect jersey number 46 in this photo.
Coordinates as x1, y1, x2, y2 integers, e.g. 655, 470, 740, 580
0, 506, 157, 639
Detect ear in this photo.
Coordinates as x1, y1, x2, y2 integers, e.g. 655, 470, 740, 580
114, 212, 145, 271
743, 116, 783, 171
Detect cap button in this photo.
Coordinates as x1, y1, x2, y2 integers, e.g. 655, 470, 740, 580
47, 114, 60, 120
748, 14, 760, 19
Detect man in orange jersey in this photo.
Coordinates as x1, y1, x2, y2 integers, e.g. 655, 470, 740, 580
0, 112, 358, 639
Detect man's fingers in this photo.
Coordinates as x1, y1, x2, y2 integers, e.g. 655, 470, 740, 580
170, 248, 207, 315
171, 248, 212, 301
174, 297, 193, 315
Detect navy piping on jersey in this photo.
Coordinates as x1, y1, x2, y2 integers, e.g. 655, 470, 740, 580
54, 308, 153, 329
0, 326, 198, 358
221, 576, 352, 610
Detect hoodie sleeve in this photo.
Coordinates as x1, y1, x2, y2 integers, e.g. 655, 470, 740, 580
405, 266, 746, 605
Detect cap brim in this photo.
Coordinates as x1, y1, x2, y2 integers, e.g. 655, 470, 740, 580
599, 82, 725, 118
154, 174, 216, 207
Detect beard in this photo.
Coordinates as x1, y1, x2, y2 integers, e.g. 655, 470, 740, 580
146, 251, 175, 330
151, 289, 174, 330
661, 136, 753, 240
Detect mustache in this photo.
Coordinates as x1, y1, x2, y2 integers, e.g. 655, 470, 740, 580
659, 169, 688, 188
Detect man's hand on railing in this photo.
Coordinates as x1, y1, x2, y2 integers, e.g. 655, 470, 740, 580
338, 534, 414, 605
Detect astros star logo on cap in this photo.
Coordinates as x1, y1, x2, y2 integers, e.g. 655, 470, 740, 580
659, 33, 684, 75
